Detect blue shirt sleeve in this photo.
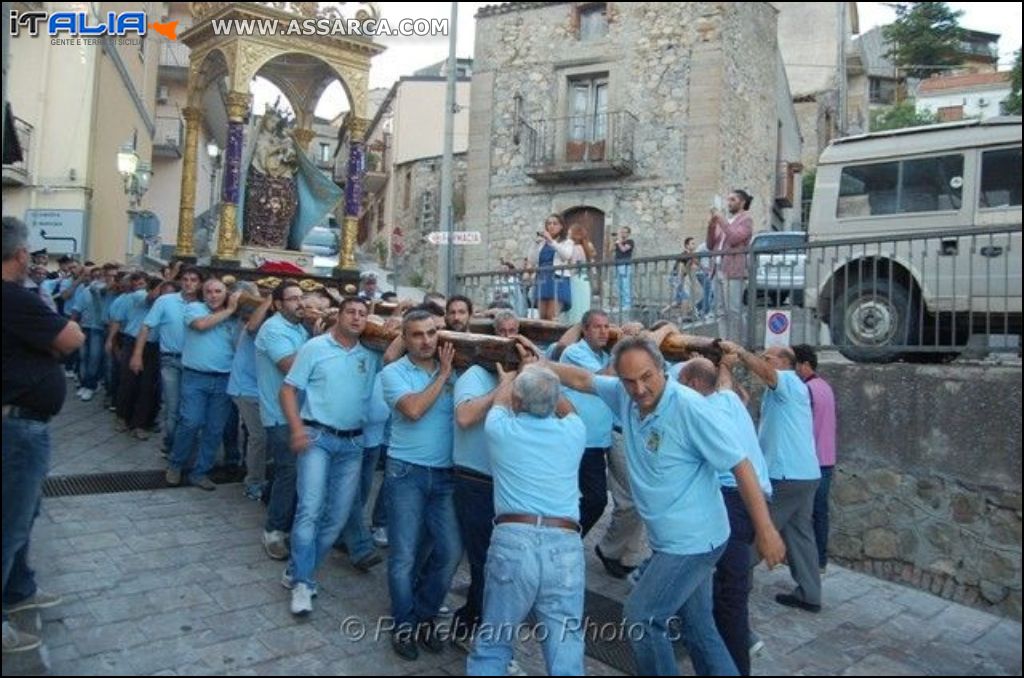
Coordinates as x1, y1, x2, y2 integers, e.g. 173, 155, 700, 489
592, 375, 625, 414
143, 296, 165, 329
455, 367, 492, 406
681, 395, 745, 472
283, 340, 316, 390
184, 302, 206, 327
561, 342, 605, 373
262, 323, 301, 364
381, 363, 411, 409
484, 405, 514, 439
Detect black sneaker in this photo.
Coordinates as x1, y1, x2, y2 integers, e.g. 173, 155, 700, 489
417, 620, 445, 654
774, 593, 821, 613
595, 544, 631, 579
352, 551, 383, 573
391, 632, 419, 661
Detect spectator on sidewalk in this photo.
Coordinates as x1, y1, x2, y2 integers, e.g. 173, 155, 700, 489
2, 216, 84, 654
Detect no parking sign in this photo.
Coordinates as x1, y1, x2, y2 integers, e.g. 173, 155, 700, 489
764, 310, 792, 348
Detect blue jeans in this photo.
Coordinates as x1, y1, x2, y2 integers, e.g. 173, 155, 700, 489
696, 271, 713, 316
371, 447, 389, 528
616, 264, 633, 309
813, 466, 833, 569
160, 354, 183, 451
468, 524, 585, 676
168, 370, 232, 483
80, 327, 107, 390
385, 459, 462, 629
714, 489, 755, 676
2, 419, 51, 617
289, 428, 363, 586
339, 445, 382, 562
265, 425, 297, 533
624, 543, 737, 676
453, 473, 495, 633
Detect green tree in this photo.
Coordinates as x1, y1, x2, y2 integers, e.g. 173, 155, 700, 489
870, 101, 937, 131
883, 2, 965, 80
1004, 48, 1022, 115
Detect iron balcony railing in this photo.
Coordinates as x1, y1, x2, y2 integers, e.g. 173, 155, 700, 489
455, 223, 1022, 362
522, 111, 637, 180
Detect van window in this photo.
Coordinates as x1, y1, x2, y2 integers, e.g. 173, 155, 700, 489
837, 154, 964, 217
979, 147, 1022, 208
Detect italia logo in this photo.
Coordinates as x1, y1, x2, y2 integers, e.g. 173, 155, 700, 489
9, 10, 178, 40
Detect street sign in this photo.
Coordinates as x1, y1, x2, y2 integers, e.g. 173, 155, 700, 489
764, 310, 792, 348
25, 209, 86, 255
425, 231, 481, 245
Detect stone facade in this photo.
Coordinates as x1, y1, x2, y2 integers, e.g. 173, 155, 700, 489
816, 362, 1022, 620
462, 2, 800, 279
390, 154, 468, 290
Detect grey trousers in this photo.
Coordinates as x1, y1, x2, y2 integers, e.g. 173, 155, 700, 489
232, 396, 267, 486
769, 478, 822, 606
598, 432, 647, 567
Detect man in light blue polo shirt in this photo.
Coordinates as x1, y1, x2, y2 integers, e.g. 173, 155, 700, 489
679, 356, 771, 675
723, 342, 821, 615
115, 274, 161, 440
132, 266, 202, 454
165, 278, 241, 491
468, 365, 586, 676
254, 281, 308, 560
380, 309, 461, 661
546, 336, 784, 676
559, 310, 615, 537
67, 266, 106, 402
280, 297, 379, 616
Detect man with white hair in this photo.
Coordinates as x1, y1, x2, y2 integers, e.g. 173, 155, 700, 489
545, 337, 784, 675
467, 364, 587, 676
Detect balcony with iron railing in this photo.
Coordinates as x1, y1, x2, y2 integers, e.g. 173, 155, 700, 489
154, 115, 184, 158
523, 110, 636, 182
2, 116, 32, 186
158, 41, 190, 81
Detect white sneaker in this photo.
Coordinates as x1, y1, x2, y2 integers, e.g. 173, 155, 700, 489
262, 530, 289, 560
79, 388, 94, 402
2, 621, 41, 654
290, 583, 313, 616
280, 569, 318, 597
371, 526, 389, 547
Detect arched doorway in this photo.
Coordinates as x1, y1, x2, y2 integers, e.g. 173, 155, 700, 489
562, 206, 605, 295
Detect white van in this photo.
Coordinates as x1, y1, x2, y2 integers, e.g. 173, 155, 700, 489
805, 117, 1022, 361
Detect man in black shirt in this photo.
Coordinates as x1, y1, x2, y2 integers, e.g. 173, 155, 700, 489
613, 227, 635, 310
2, 217, 84, 654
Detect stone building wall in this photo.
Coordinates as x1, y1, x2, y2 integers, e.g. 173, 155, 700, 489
464, 2, 787, 277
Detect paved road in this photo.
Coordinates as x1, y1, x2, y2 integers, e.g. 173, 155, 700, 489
2, 390, 1020, 676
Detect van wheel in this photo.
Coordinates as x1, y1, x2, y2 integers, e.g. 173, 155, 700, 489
831, 278, 918, 363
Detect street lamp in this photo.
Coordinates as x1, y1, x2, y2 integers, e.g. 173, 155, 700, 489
117, 143, 152, 207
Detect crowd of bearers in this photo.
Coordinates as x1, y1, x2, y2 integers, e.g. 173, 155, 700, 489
3, 230, 834, 674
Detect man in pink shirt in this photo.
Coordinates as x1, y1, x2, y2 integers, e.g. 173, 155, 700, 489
706, 190, 753, 342
793, 344, 837, 573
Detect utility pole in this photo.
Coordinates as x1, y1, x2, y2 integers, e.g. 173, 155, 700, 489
440, 1, 458, 295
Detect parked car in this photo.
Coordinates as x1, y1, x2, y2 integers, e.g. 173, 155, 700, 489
301, 226, 340, 257
805, 117, 1022, 362
747, 230, 806, 306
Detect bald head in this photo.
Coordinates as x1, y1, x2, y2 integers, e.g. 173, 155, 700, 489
679, 357, 718, 396
764, 346, 796, 370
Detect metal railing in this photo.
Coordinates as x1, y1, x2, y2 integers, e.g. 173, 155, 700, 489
522, 111, 636, 178
455, 224, 1022, 362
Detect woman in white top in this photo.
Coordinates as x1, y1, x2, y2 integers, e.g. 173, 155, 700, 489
530, 214, 576, 320
565, 223, 595, 324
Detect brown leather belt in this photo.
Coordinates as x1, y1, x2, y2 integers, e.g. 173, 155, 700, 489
494, 513, 581, 533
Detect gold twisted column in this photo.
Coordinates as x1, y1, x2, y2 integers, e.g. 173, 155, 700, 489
175, 106, 203, 260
